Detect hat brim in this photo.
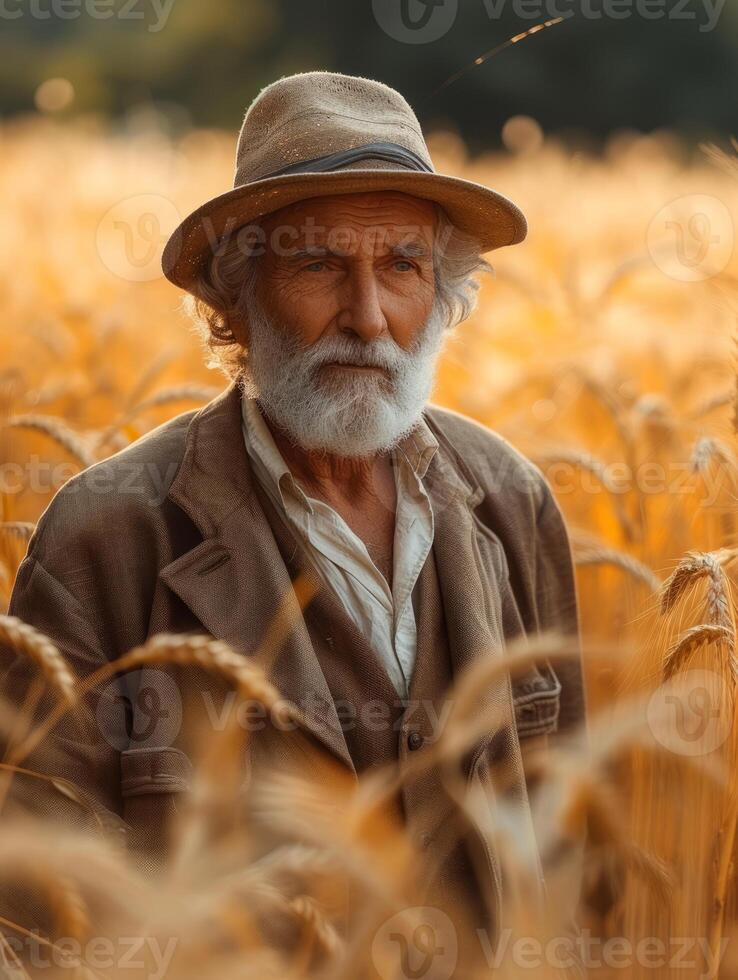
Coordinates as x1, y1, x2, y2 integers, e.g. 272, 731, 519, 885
161, 168, 527, 295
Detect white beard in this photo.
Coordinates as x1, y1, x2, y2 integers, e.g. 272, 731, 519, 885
239, 301, 449, 458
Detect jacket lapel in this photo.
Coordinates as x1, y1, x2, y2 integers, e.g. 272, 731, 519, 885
421, 416, 508, 700
156, 384, 544, 925
157, 381, 353, 771
156, 382, 518, 776
424, 414, 546, 917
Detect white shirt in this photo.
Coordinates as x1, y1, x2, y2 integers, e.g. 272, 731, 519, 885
240, 394, 438, 698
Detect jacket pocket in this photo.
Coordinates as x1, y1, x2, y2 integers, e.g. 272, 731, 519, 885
512, 660, 562, 738
120, 746, 193, 861
471, 516, 562, 738
120, 745, 193, 797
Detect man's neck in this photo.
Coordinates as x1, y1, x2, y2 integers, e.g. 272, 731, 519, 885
259, 408, 396, 512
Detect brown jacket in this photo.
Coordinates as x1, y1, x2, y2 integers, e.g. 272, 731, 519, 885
1, 380, 587, 950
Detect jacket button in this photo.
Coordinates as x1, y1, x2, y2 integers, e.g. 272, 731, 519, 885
418, 832, 432, 850
407, 731, 424, 751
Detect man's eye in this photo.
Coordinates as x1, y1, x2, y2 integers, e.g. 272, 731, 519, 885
305, 261, 326, 272
393, 260, 415, 272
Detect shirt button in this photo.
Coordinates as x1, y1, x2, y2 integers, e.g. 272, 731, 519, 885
407, 731, 424, 751
418, 832, 432, 850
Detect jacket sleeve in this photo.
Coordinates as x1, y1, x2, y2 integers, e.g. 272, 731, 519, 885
0, 515, 131, 944
532, 479, 588, 740
0, 522, 128, 835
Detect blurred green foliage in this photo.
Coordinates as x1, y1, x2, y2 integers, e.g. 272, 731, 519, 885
1, 0, 736, 145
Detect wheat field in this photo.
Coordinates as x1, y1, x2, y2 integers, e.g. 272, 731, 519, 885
0, 116, 737, 978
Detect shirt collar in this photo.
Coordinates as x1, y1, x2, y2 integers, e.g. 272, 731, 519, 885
240, 393, 297, 502
397, 416, 438, 480
240, 391, 439, 488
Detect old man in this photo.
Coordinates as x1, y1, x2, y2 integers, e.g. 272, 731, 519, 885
2, 71, 587, 968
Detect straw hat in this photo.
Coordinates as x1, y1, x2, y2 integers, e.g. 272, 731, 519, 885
161, 70, 527, 295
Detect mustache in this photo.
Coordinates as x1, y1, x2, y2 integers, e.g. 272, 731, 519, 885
296, 335, 409, 373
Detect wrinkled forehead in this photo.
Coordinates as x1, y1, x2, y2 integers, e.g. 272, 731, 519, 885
257, 191, 439, 259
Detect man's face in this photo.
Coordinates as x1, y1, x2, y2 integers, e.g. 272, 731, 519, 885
254, 190, 438, 354
236, 191, 448, 459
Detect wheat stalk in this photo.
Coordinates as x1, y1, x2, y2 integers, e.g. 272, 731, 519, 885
133, 384, 221, 412
570, 367, 637, 452
662, 624, 737, 681
573, 541, 661, 592
4, 415, 96, 468
93, 384, 220, 452
0, 614, 76, 705
90, 636, 294, 734
660, 551, 734, 627
120, 349, 178, 412
710, 785, 738, 977
0, 909, 107, 980
733, 330, 738, 436
0, 929, 31, 978
660, 550, 738, 966
288, 894, 342, 958
690, 436, 738, 476
0, 522, 36, 543
701, 138, 738, 180
688, 390, 735, 420
535, 448, 617, 490
0, 763, 127, 837
535, 449, 636, 540
9, 632, 297, 770
566, 778, 676, 906
47, 873, 91, 944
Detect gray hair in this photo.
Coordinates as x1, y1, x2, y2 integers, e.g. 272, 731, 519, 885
184, 203, 493, 382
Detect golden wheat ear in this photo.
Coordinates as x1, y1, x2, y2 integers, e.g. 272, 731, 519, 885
660, 550, 734, 628
4, 415, 96, 468
0, 614, 76, 707
0, 523, 36, 545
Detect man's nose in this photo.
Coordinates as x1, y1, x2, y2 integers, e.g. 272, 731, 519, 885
337, 269, 389, 342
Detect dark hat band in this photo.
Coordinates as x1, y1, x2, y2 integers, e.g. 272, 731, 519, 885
254, 141, 435, 182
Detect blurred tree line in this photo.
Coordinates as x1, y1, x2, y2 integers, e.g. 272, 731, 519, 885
1, 0, 736, 146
